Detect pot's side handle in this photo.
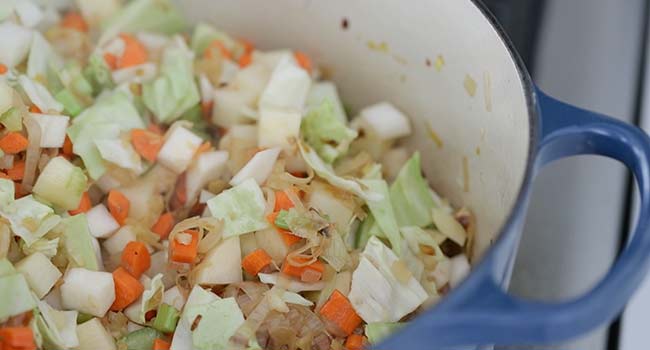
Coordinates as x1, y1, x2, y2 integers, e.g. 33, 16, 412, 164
378, 87, 650, 350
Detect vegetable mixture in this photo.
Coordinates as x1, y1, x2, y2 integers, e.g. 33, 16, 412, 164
0, 1, 475, 349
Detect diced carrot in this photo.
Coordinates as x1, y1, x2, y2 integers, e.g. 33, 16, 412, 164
266, 212, 302, 246
204, 40, 231, 60
130, 129, 163, 163
0, 64, 7, 75
242, 249, 273, 276
153, 338, 171, 350
195, 141, 211, 157
61, 12, 88, 32
6, 161, 25, 181
293, 51, 312, 73
319, 290, 362, 337
238, 51, 253, 68
345, 334, 366, 350
170, 230, 199, 264
111, 267, 144, 311
0, 132, 28, 154
281, 256, 325, 282
274, 189, 297, 212
103, 53, 117, 70
151, 212, 175, 240
121, 241, 151, 279
0, 327, 36, 350
107, 190, 130, 225
69, 191, 92, 216
118, 33, 148, 69
28, 105, 41, 114
240, 39, 254, 55
62, 135, 73, 156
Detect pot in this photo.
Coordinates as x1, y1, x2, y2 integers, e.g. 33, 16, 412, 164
179, 0, 650, 348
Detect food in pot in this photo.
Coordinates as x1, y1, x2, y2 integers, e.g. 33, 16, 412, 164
0, 1, 474, 349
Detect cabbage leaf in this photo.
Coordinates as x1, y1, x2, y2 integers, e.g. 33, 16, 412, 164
301, 101, 357, 163
389, 152, 436, 227
207, 178, 268, 237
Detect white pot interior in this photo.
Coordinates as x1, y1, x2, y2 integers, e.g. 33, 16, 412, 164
179, 0, 532, 261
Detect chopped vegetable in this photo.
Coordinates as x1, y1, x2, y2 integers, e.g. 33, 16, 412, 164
111, 267, 145, 311
130, 128, 163, 163
193, 236, 242, 285
61, 11, 89, 32
61, 214, 99, 270
100, 0, 185, 45
185, 297, 245, 350
0, 273, 37, 321
170, 229, 199, 264
104, 226, 137, 256
365, 322, 404, 344
15, 252, 61, 298
151, 212, 174, 239
153, 338, 171, 350
0, 22, 32, 68
121, 241, 151, 278
117, 327, 162, 350
230, 147, 281, 186
207, 178, 268, 237
85, 204, 120, 238
301, 101, 357, 163
432, 207, 467, 246
156, 125, 203, 174
36, 299, 80, 349
282, 257, 325, 282
0, 327, 37, 350
76, 318, 117, 350
0, 132, 28, 154
390, 152, 437, 227
361, 179, 401, 254
152, 303, 179, 333
107, 189, 130, 225
32, 156, 87, 210
358, 102, 411, 141
345, 334, 366, 350
61, 268, 115, 317
242, 249, 273, 276
319, 290, 362, 337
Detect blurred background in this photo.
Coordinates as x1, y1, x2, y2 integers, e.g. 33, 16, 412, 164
481, 0, 650, 349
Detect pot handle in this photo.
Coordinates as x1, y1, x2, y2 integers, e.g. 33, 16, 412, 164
378, 87, 650, 349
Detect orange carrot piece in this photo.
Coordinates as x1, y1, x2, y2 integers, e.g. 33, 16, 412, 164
69, 191, 92, 216
61, 12, 88, 32
118, 33, 148, 69
240, 39, 254, 54
130, 129, 163, 162
153, 339, 171, 350
28, 105, 41, 113
345, 334, 366, 350
238, 51, 253, 68
107, 190, 130, 225
111, 267, 144, 311
204, 40, 231, 60
121, 241, 151, 279
266, 212, 302, 246
0, 327, 36, 350
0, 64, 7, 74
0, 132, 28, 154
151, 212, 175, 240
201, 100, 214, 121
170, 230, 199, 264
274, 189, 297, 212
103, 53, 117, 70
62, 135, 73, 156
294, 51, 312, 73
242, 249, 273, 276
6, 161, 25, 181
319, 290, 362, 337
281, 256, 325, 281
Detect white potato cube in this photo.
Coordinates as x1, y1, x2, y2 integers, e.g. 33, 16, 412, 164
162, 286, 186, 311
359, 102, 412, 140
15, 252, 62, 298
103, 226, 137, 256
259, 57, 311, 111
61, 268, 115, 317
86, 204, 119, 238
157, 126, 203, 173
193, 236, 242, 285
185, 151, 228, 203
257, 108, 301, 149
76, 318, 116, 350
230, 147, 280, 186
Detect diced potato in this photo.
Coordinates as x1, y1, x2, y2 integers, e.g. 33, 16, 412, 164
86, 204, 119, 238
76, 318, 116, 350
157, 126, 203, 174
193, 236, 242, 285
103, 226, 137, 256
60, 268, 115, 317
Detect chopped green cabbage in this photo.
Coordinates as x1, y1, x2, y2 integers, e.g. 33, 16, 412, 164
21, 237, 59, 259
301, 101, 357, 163
0, 258, 16, 277
37, 300, 79, 350
400, 226, 444, 260
32, 156, 88, 211
100, 0, 185, 45
95, 138, 143, 173
365, 322, 405, 344
0, 194, 61, 246
306, 81, 347, 123
390, 152, 436, 227
143, 45, 200, 123
185, 297, 245, 350
61, 214, 98, 271
0, 273, 36, 321
321, 229, 350, 272
0, 178, 14, 206
190, 22, 237, 55
27, 32, 63, 83
299, 141, 382, 203
206, 178, 268, 237
361, 179, 402, 255
0, 106, 23, 131
83, 54, 115, 94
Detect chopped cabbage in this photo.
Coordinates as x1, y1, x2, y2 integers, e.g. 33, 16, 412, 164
190, 22, 237, 56
18, 75, 64, 113
361, 179, 401, 254
32, 156, 87, 210
27, 31, 62, 82
99, 0, 185, 45
139, 273, 164, 324
61, 214, 99, 270
37, 300, 79, 349
184, 297, 245, 350
0, 22, 33, 68
390, 152, 437, 227
321, 229, 350, 272
171, 286, 219, 350
0, 194, 61, 246
206, 178, 268, 237
306, 81, 347, 123
20, 237, 59, 259
0, 273, 36, 321
301, 101, 357, 163
95, 138, 143, 173
365, 322, 404, 344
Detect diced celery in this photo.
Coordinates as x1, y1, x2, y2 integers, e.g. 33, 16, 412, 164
152, 303, 179, 333
118, 327, 163, 350
76, 312, 93, 324
0, 106, 23, 131
32, 156, 88, 210
55, 89, 84, 117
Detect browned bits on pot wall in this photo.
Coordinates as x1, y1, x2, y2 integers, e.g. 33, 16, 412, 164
341, 17, 349, 30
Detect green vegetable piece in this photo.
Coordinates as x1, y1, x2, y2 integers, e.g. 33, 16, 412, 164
301, 101, 357, 163
185, 298, 244, 350
152, 303, 179, 333
55, 89, 83, 117
83, 54, 114, 95
389, 152, 437, 227
0, 258, 16, 277
0, 273, 37, 321
62, 214, 99, 271
206, 178, 268, 238
274, 210, 290, 230
0, 106, 23, 131
362, 179, 402, 254
190, 22, 237, 56
365, 322, 405, 344
100, 0, 185, 45
76, 312, 93, 324
32, 156, 88, 210
118, 327, 163, 350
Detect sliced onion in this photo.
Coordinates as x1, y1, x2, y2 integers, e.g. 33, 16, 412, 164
21, 110, 42, 191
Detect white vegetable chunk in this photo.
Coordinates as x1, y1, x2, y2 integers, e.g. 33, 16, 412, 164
31, 113, 69, 148
359, 102, 412, 140
171, 286, 219, 350
0, 81, 13, 115
76, 318, 117, 350
15, 252, 62, 298
193, 236, 242, 285
95, 138, 143, 173
32, 156, 87, 210
449, 254, 470, 288
257, 108, 301, 149
90, 236, 105, 271
86, 204, 120, 238
111, 63, 158, 85
44, 287, 63, 310
229, 147, 280, 186
162, 286, 186, 311
348, 237, 427, 323
103, 226, 137, 256
259, 56, 311, 111
211, 88, 257, 127
0, 22, 33, 68
14, 1, 43, 28
198, 190, 215, 204
60, 268, 115, 317
18, 75, 63, 113
306, 81, 347, 123
258, 273, 325, 292
157, 126, 203, 173
306, 182, 356, 235
255, 227, 288, 265
185, 150, 228, 203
